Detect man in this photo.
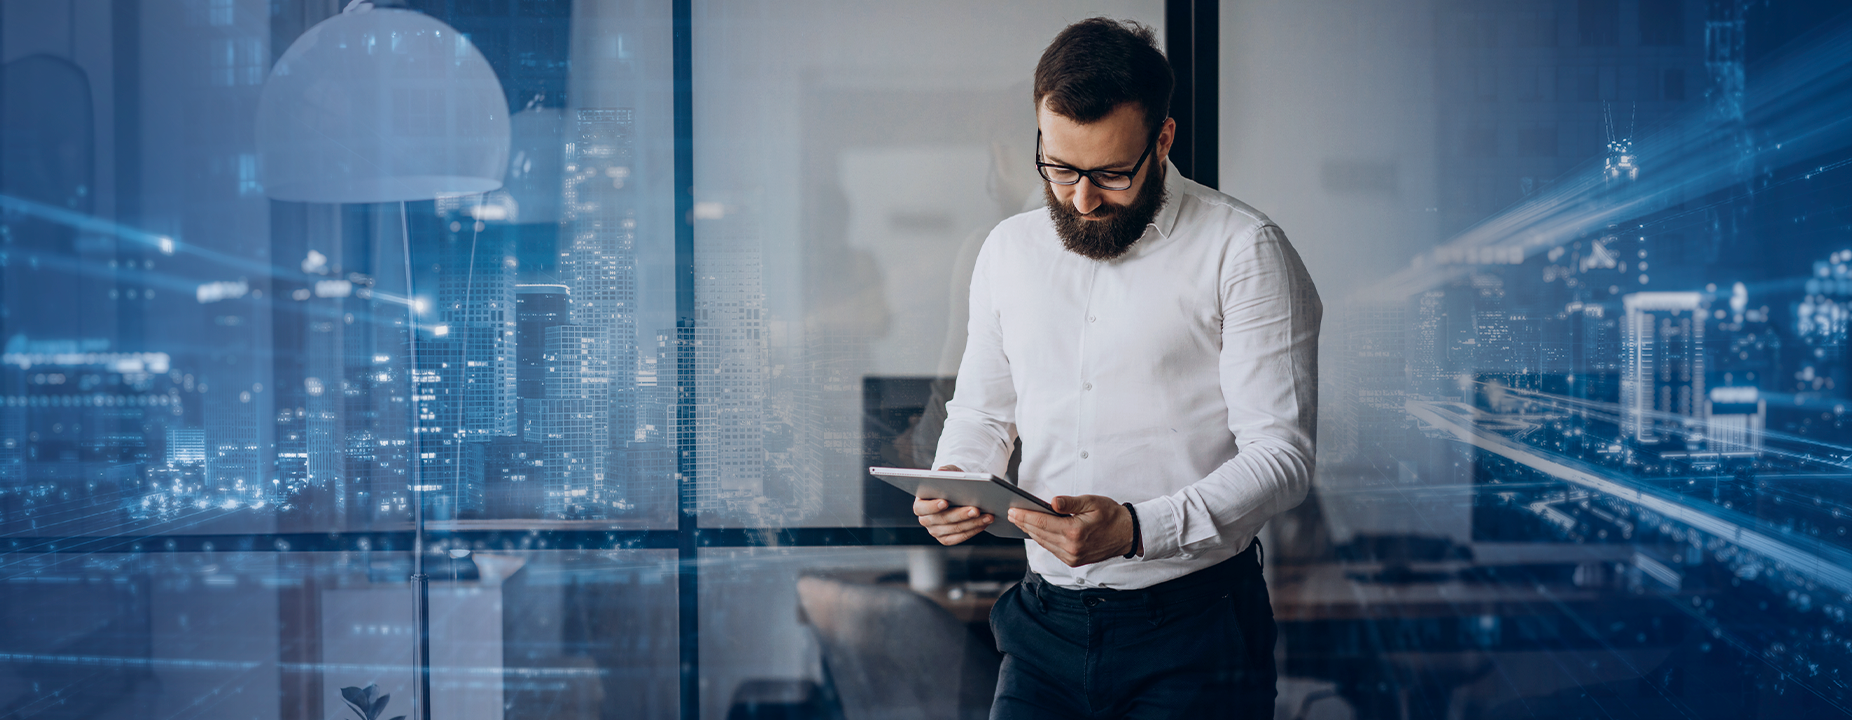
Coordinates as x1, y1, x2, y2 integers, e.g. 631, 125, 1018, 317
914, 17, 1321, 720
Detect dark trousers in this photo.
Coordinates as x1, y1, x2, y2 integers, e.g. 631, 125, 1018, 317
988, 542, 1277, 720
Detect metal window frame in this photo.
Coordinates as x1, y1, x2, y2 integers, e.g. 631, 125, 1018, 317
1, 5, 1219, 720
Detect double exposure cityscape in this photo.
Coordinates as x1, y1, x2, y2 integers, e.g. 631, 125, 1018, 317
3, 0, 1852, 718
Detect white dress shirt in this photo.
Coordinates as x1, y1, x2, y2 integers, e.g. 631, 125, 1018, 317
933, 160, 1322, 590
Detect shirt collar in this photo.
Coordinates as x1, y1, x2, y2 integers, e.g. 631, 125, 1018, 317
1151, 157, 1184, 239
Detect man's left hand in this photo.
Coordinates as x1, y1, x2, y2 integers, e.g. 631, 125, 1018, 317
1010, 495, 1138, 567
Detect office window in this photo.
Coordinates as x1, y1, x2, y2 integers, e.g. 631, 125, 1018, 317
689, 0, 1163, 528
8, 1, 1852, 719
1223, 3, 1852, 715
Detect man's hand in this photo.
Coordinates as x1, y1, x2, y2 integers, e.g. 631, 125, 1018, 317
1010, 495, 1138, 567
914, 465, 994, 545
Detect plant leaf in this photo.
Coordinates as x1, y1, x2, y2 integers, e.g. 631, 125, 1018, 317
371, 693, 391, 720
341, 687, 369, 718
388, 716, 406, 720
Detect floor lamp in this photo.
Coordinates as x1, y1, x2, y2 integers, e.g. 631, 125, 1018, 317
256, 3, 510, 719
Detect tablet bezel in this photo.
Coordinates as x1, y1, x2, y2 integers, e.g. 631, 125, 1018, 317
869, 466, 1065, 539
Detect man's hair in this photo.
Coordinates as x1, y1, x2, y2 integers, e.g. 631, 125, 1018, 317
1033, 18, 1173, 134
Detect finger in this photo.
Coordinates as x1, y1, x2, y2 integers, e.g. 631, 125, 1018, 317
923, 514, 993, 537
1021, 524, 1075, 565
920, 506, 983, 527
1052, 494, 1104, 515
912, 497, 950, 517
1009, 508, 1064, 532
937, 527, 985, 546
935, 464, 963, 472
1014, 515, 1063, 551
1019, 519, 1083, 563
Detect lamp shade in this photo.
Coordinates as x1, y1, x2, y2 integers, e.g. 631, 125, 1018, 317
256, 3, 510, 204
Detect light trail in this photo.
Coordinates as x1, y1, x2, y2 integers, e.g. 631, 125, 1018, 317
1488, 382, 1852, 476
1408, 398, 1852, 595
1351, 16, 1852, 304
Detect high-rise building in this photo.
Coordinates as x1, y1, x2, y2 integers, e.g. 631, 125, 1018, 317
1325, 301, 1410, 466
516, 285, 572, 401
413, 337, 485, 518
1622, 292, 1707, 446
1705, 385, 1764, 456
687, 242, 769, 513
549, 108, 641, 516
166, 426, 206, 465
540, 325, 610, 517
440, 232, 519, 440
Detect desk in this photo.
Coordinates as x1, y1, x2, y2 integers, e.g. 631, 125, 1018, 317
1271, 560, 1608, 621
1271, 560, 1705, 720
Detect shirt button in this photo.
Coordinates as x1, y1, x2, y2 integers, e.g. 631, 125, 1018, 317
1088, 315, 1097, 323
1083, 382, 1093, 391
1080, 451, 1090, 459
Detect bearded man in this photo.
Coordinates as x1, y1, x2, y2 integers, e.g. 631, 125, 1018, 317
913, 17, 1322, 720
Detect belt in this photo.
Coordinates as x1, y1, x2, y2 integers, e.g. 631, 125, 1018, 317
1019, 539, 1262, 611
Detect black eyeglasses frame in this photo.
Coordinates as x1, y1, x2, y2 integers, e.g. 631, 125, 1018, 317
1035, 126, 1161, 191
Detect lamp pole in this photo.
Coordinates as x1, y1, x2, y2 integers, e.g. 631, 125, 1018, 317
402, 200, 433, 720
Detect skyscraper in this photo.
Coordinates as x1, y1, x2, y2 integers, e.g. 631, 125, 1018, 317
516, 284, 571, 402
1622, 291, 1707, 446
545, 108, 641, 517
688, 242, 769, 513
540, 326, 610, 516
440, 231, 519, 441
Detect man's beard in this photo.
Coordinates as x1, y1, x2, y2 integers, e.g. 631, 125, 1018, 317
1045, 165, 1167, 261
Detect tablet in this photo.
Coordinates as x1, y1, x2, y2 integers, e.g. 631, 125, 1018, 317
869, 467, 1066, 539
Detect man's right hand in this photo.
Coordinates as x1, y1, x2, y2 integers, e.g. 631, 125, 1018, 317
914, 465, 994, 545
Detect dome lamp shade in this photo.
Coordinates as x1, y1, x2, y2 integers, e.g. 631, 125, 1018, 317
256, 2, 510, 204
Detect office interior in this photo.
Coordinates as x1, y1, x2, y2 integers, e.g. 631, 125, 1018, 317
2, 0, 1850, 718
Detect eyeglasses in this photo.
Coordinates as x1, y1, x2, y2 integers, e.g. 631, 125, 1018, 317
1036, 127, 1158, 192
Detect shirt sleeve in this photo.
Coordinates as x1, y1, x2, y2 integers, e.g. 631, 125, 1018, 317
931, 230, 1019, 478
1134, 224, 1322, 560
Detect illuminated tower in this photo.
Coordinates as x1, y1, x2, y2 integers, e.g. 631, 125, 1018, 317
439, 231, 519, 440
550, 107, 639, 514
1622, 292, 1707, 446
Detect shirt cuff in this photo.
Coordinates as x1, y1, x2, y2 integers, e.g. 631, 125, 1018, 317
1131, 496, 1183, 560
932, 442, 1011, 478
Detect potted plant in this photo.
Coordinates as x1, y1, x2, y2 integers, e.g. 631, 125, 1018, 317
337, 684, 405, 720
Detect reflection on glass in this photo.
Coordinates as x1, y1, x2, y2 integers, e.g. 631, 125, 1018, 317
691, 0, 1166, 527
0, 549, 674, 719
0, 0, 675, 534
6, 0, 1852, 718
700, 545, 1019, 720
1229, 0, 1852, 716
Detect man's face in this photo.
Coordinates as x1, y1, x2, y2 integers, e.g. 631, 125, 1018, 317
1038, 101, 1175, 260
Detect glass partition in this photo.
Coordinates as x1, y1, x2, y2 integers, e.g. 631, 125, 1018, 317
690, 0, 1165, 528
1226, 0, 1852, 716
5, 0, 1852, 718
